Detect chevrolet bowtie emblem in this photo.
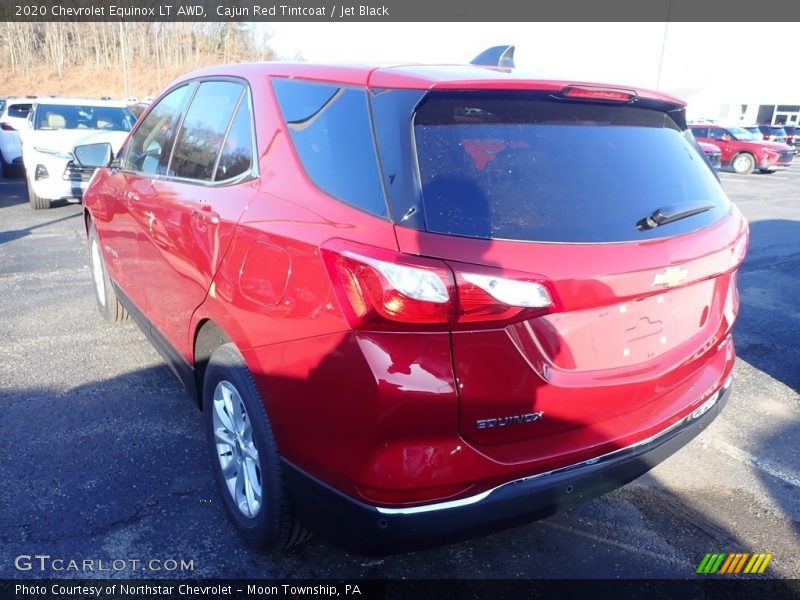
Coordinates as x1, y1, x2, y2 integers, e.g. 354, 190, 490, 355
652, 266, 688, 288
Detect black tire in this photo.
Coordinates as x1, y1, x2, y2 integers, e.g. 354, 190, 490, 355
203, 343, 310, 551
758, 168, 775, 174
87, 222, 129, 323
27, 175, 52, 210
731, 152, 755, 175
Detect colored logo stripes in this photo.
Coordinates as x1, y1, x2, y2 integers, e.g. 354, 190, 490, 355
696, 552, 773, 574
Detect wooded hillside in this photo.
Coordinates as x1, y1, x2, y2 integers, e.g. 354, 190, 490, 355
0, 22, 278, 99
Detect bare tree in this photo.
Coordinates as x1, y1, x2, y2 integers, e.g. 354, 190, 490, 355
0, 22, 276, 97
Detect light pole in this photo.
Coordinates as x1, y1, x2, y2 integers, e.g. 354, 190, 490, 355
655, 0, 672, 91
119, 22, 130, 99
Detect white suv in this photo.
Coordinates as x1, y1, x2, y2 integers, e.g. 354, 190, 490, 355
23, 98, 134, 209
0, 98, 34, 178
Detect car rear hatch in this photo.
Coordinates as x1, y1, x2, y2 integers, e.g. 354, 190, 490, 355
375, 87, 747, 469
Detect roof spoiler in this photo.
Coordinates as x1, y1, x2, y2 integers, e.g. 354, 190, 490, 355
470, 45, 515, 69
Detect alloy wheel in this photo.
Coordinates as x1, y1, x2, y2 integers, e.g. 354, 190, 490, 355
212, 380, 263, 518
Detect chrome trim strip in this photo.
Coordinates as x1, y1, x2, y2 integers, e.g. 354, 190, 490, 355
376, 376, 731, 515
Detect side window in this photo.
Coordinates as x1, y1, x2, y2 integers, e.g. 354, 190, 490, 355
215, 92, 254, 181
169, 81, 243, 181
706, 128, 724, 141
9, 103, 32, 119
692, 127, 708, 138
123, 85, 192, 175
272, 78, 387, 217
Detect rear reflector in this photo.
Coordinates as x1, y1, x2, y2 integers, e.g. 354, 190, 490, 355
357, 482, 473, 506
562, 86, 637, 102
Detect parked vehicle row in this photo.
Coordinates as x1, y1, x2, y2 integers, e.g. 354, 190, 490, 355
690, 124, 796, 175
0, 97, 34, 178
69, 50, 747, 553
0, 95, 148, 208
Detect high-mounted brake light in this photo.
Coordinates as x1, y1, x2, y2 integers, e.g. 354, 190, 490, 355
562, 86, 637, 102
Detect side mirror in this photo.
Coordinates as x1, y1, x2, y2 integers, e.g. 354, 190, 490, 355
74, 142, 112, 168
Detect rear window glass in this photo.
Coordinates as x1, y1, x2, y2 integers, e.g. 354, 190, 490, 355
414, 94, 730, 243
272, 78, 387, 218
8, 104, 32, 118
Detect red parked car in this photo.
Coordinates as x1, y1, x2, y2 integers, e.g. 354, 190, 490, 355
689, 124, 794, 174
76, 54, 748, 553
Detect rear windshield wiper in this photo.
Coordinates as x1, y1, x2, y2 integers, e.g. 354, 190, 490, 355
636, 203, 715, 231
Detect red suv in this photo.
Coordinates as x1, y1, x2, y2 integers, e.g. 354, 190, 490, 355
690, 124, 794, 174
76, 58, 747, 553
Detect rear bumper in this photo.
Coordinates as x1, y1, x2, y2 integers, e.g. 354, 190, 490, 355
285, 378, 732, 554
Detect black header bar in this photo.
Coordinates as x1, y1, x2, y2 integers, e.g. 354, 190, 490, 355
2, 0, 800, 22
3, 579, 800, 600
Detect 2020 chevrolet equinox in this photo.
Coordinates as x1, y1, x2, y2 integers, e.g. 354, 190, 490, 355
77, 49, 748, 553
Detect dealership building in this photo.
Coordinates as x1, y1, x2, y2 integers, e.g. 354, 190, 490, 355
685, 89, 800, 126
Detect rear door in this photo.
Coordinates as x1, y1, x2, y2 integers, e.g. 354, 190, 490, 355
394, 92, 746, 463
135, 79, 258, 359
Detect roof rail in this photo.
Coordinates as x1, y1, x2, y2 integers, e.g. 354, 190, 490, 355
470, 45, 515, 69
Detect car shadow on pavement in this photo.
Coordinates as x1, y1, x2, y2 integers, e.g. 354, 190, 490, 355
3, 348, 791, 582
0, 211, 81, 245
0, 175, 27, 207
754, 421, 800, 540
734, 219, 800, 393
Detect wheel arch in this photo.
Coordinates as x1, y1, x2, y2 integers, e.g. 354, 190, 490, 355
83, 208, 93, 236
193, 319, 234, 409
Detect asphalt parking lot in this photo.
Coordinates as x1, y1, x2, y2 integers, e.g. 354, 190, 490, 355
0, 166, 798, 581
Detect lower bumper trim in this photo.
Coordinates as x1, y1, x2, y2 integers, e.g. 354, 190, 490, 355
284, 380, 731, 554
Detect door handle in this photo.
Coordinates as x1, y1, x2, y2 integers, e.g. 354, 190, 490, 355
192, 206, 220, 227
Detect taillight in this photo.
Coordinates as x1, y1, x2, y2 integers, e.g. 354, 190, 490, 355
561, 86, 637, 102
321, 242, 455, 329
321, 241, 556, 330
456, 272, 552, 324
731, 234, 748, 269
0, 122, 15, 131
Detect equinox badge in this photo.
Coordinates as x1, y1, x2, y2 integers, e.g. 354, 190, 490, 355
652, 266, 688, 288
476, 411, 544, 430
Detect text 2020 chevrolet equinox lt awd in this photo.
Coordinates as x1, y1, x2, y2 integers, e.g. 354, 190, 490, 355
76, 49, 748, 553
